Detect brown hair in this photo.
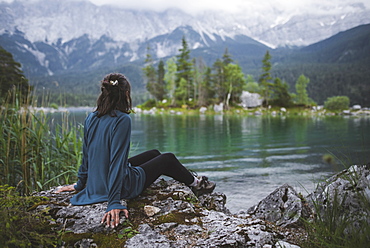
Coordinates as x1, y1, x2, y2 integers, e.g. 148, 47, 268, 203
95, 73, 132, 117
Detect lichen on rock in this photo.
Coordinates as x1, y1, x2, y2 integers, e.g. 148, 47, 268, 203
33, 178, 298, 247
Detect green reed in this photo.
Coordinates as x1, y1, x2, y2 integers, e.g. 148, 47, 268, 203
0, 87, 83, 194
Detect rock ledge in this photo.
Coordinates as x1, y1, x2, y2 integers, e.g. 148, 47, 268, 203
34, 164, 370, 247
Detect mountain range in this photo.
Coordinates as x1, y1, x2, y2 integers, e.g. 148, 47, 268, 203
0, 0, 370, 106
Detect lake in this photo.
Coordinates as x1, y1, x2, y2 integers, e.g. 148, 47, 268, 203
60, 109, 370, 213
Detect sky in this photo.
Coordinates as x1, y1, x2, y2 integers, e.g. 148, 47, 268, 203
87, 0, 369, 14
1, 0, 369, 14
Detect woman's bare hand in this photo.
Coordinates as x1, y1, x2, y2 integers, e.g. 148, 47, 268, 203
101, 209, 129, 228
55, 183, 76, 193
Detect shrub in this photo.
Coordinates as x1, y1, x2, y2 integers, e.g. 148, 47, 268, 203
244, 82, 260, 93
324, 96, 350, 111
138, 99, 157, 109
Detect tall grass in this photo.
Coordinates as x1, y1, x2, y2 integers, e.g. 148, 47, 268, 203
0, 87, 83, 194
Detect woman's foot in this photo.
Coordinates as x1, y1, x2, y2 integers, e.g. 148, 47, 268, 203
191, 176, 216, 196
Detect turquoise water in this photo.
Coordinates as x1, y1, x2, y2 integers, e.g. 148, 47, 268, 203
58, 110, 370, 213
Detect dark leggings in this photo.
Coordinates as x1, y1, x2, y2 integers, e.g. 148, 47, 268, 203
128, 149, 194, 189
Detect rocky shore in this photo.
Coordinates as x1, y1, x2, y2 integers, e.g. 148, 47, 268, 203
33, 164, 370, 247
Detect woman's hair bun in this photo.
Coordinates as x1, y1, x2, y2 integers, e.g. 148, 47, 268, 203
96, 73, 133, 116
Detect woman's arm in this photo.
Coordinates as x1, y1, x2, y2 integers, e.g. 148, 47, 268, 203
100, 114, 131, 228
74, 117, 90, 191
106, 114, 131, 212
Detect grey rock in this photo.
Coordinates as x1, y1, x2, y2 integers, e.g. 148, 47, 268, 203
34, 189, 129, 234
125, 224, 172, 248
173, 224, 202, 235
307, 164, 370, 233
144, 205, 161, 217
154, 222, 178, 232
254, 111, 262, 115
197, 210, 278, 248
241, 91, 263, 108
213, 103, 224, 112
33, 178, 292, 247
73, 239, 98, 248
198, 191, 230, 214
35, 165, 369, 248
247, 184, 310, 227
275, 240, 301, 248
352, 105, 361, 110
153, 197, 196, 215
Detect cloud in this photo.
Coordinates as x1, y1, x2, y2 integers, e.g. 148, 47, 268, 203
2, 0, 369, 14
89, 0, 244, 13
86, 0, 370, 16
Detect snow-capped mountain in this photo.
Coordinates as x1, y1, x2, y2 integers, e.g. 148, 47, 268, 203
0, 0, 369, 76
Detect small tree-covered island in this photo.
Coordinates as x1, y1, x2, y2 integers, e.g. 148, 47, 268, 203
1, 29, 369, 247
137, 37, 369, 117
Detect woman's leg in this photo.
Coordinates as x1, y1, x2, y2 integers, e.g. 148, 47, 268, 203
128, 149, 161, 166
139, 153, 194, 189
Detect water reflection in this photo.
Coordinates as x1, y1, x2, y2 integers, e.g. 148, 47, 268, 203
131, 114, 369, 212
50, 110, 370, 213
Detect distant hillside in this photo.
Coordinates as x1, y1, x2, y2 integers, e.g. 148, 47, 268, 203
297, 24, 370, 63
271, 24, 370, 106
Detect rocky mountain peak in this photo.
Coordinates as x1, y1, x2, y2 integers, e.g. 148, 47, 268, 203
1, 0, 369, 76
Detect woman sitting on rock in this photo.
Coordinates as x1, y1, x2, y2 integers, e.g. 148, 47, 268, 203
56, 73, 215, 228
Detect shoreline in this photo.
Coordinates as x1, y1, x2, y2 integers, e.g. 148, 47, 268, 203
29, 105, 370, 117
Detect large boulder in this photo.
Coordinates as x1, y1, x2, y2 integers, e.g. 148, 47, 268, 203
307, 164, 370, 233
240, 91, 263, 108
33, 179, 299, 247
31, 165, 370, 247
247, 184, 311, 227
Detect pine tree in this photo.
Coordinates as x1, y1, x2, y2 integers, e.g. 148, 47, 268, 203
192, 57, 208, 106
0, 46, 30, 102
175, 78, 188, 104
212, 49, 237, 106
222, 48, 233, 65
271, 77, 292, 107
295, 74, 310, 106
175, 37, 193, 104
164, 57, 177, 105
197, 66, 213, 106
258, 50, 273, 106
156, 60, 166, 101
212, 59, 226, 104
142, 46, 157, 100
